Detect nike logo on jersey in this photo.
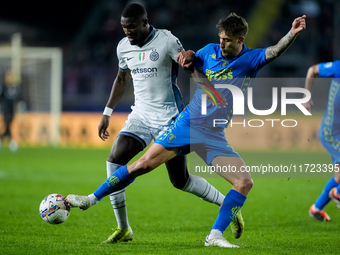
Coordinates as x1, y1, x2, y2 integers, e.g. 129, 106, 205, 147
127, 57, 134, 61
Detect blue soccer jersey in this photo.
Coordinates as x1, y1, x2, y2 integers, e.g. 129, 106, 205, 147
318, 61, 340, 163
319, 61, 340, 78
155, 43, 270, 164
188, 43, 269, 129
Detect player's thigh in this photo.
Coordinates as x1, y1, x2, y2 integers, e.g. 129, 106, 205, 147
108, 135, 144, 165
165, 154, 189, 189
108, 113, 154, 164
129, 143, 179, 177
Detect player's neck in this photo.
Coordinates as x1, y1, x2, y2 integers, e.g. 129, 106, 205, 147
236, 44, 243, 56
139, 25, 152, 45
231, 44, 243, 58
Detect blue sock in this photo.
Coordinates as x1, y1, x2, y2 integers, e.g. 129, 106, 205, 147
93, 165, 135, 200
314, 177, 338, 210
212, 189, 247, 234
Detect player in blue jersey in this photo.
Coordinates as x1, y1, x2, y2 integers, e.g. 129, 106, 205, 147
67, 13, 306, 248
95, 3, 230, 244
304, 61, 340, 221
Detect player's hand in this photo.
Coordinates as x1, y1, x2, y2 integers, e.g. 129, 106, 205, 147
177, 50, 195, 69
302, 100, 313, 113
98, 115, 110, 141
291, 15, 306, 35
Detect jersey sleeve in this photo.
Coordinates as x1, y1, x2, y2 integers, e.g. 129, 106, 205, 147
194, 44, 211, 69
166, 32, 185, 62
247, 47, 269, 71
318, 61, 340, 78
116, 40, 129, 71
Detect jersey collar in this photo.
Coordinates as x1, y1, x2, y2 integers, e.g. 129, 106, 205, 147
137, 26, 156, 47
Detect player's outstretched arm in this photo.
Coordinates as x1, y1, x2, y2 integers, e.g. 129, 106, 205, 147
98, 69, 131, 141
265, 15, 306, 62
302, 64, 318, 112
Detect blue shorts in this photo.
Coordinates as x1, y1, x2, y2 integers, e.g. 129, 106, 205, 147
154, 110, 239, 165
319, 124, 340, 164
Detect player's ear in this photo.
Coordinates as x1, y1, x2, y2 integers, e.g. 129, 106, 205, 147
143, 18, 148, 27
238, 36, 245, 44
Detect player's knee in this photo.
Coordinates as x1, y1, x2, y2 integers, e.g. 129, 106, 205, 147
107, 152, 130, 165
245, 178, 254, 191
234, 178, 253, 195
107, 154, 123, 165
242, 178, 253, 193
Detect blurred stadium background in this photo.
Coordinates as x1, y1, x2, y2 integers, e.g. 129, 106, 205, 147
0, 0, 339, 149
2, 1, 340, 253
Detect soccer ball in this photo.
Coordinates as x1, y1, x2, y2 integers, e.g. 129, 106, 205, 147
39, 194, 70, 224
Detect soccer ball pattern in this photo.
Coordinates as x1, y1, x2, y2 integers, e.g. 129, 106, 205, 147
39, 194, 70, 224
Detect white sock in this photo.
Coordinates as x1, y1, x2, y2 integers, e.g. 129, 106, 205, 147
312, 204, 320, 211
208, 229, 223, 239
182, 175, 225, 206
107, 161, 129, 229
88, 193, 99, 206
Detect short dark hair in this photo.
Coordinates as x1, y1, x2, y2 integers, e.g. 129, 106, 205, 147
216, 13, 248, 38
121, 3, 147, 19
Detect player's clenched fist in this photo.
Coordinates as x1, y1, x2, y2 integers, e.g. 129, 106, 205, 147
177, 50, 195, 69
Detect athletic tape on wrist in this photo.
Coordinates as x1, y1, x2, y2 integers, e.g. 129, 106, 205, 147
103, 107, 113, 116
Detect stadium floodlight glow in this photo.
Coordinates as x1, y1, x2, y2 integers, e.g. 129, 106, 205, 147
201, 84, 312, 116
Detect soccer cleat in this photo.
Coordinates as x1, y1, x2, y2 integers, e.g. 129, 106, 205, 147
308, 205, 330, 222
66, 194, 91, 210
230, 210, 244, 239
101, 227, 133, 244
205, 235, 239, 248
329, 188, 340, 209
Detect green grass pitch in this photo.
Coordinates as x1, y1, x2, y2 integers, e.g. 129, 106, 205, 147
1, 147, 340, 254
